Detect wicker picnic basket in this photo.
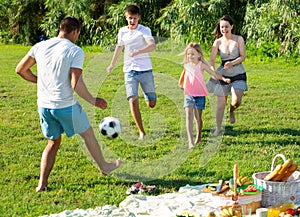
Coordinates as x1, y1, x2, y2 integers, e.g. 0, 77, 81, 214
252, 154, 300, 208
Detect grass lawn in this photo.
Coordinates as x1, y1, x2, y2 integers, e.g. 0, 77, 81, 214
0, 44, 299, 216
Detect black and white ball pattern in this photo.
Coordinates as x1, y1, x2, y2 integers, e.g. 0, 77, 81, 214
99, 117, 121, 139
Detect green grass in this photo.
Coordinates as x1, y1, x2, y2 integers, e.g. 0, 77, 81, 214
1, 45, 299, 216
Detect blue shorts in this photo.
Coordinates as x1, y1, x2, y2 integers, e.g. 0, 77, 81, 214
184, 95, 206, 110
38, 102, 90, 140
124, 69, 156, 101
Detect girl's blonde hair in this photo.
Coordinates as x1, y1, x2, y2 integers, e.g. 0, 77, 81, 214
182, 42, 209, 66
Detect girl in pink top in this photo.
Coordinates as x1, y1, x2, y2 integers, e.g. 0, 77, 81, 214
178, 43, 230, 149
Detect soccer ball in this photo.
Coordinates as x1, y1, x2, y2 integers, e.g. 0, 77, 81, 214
99, 117, 121, 139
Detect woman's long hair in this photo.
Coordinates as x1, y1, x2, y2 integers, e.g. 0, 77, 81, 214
212, 15, 235, 39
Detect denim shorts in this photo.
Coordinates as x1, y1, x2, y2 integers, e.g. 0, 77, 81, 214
184, 95, 206, 110
124, 69, 156, 101
38, 102, 90, 140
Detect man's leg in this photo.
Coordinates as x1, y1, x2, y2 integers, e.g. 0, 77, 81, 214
80, 127, 121, 175
129, 96, 146, 139
36, 136, 61, 192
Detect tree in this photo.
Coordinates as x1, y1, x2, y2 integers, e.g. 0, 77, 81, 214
157, 0, 215, 45
0, 0, 298, 58
243, 0, 300, 57
0, 0, 46, 44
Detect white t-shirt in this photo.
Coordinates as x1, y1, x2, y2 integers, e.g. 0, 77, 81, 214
28, 37, 84, 109
118, 24, 154, 72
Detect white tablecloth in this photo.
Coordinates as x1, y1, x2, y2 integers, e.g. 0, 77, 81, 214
40, 184, 217, 217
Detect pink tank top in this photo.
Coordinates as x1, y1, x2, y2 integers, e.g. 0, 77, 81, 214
183, 62, 208, 97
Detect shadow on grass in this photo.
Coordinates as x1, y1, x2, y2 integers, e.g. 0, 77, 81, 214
118, 167, 217, 194
224, 126, 300, 138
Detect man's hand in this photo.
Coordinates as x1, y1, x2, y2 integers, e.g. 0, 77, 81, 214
95, 97, 107, 109
129, 50, 139, 57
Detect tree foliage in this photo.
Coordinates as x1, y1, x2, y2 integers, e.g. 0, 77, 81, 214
243, 0, 300, 57
0, 0, 299, 57
40, 0, 109, 46
157, 0, 215, 46
0, 0, 46, 45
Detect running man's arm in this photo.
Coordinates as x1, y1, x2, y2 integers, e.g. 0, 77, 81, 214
107, 45, 124, 73
71, 67, 107, 109
129, 39, 156, 57
16, 55, 37, 83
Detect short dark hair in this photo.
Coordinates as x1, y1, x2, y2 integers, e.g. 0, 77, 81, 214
60, 17, 81, 34
125, 4, 140, 15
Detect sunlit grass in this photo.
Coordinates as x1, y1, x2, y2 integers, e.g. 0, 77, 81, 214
0, 45, 299, 216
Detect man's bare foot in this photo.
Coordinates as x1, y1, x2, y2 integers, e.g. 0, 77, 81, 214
139, 132, 145, 140
230, 111, 236, 124
36, 185, 47, 192
101, 158, 122, 175
36, 180, 48, 192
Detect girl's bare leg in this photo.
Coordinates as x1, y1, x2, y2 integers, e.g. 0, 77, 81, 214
185, 106, 194, 149
194, 108, 203, 144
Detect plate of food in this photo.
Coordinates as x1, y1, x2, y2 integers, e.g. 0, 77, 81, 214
238, 184, 263, 195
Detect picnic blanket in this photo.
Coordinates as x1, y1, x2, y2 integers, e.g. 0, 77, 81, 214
40, 184, 216, 217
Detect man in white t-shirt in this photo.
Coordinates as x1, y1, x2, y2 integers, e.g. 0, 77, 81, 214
16, 17, 121, 192
107, 4, 156, 140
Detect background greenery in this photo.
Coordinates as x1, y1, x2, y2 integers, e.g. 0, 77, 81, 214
0, 44, 299, 216
0, 0, 299, 58
0, 0, 299, 216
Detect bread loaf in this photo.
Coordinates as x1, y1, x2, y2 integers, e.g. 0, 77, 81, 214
272, 159, 293, 181
264, 164, 282, 181
264, 159, 298, 182
278, 159, 293, 175
280, 164, 298, 181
